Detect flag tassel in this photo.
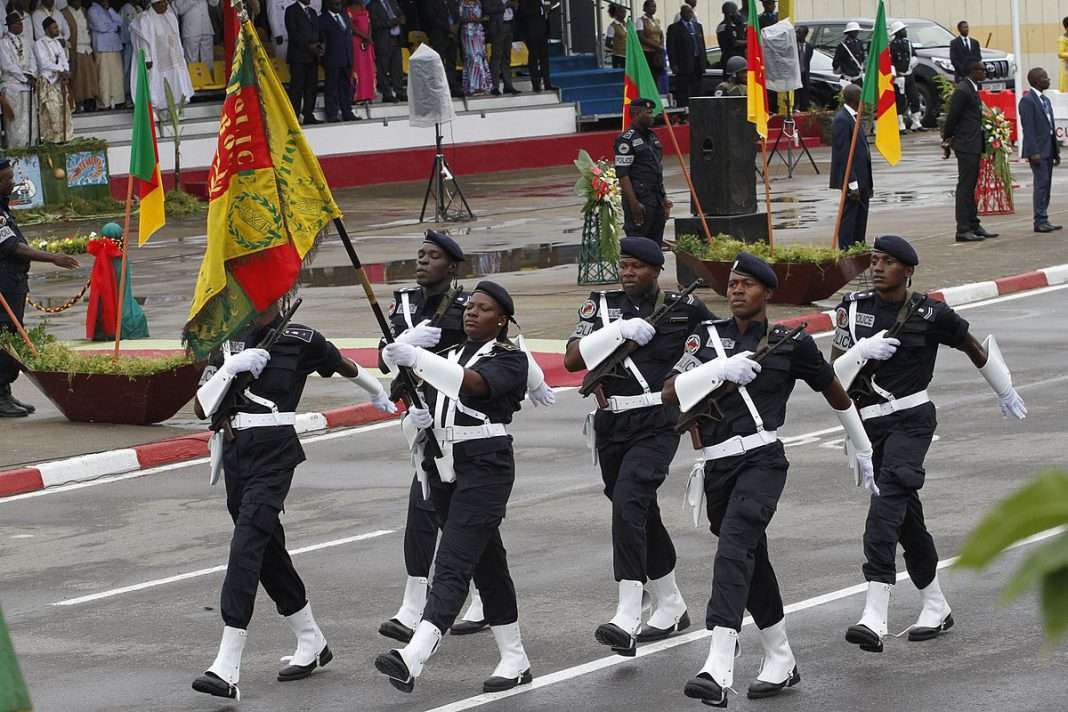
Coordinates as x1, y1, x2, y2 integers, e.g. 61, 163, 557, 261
662, 114, 716, 245
831, 101, 865, 249
112, 174, 135, 359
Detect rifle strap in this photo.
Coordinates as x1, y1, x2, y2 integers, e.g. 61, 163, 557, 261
400, 291, 416, 330
429, 286, 458, 326
850, 292, 919, 400
709, 324, 765, 433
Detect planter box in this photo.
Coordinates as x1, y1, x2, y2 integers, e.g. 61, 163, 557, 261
18, 362, 201, 425
674, 250, 871, 305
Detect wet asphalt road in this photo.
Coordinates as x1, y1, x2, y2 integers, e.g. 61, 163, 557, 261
3, 286, 1067, 712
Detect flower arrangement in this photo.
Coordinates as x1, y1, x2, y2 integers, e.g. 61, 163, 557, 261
31, 231, 98, 255
981, 105, 1014, 201
574, 149, 622, 265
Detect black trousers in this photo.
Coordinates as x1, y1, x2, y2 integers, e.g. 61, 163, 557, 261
1031, 157, 1054, 227
955, 151, 982, 234
894, 75, 920, 116
288, 60, 320, 121
323, 62, 353, 119
622, 196, 667, 245
703, 446, 787, 631
862, 404, 939, 589
597, 431, 680, 582
403, 476, 439, 577
488, 23, 515, 90
839, 192, 870, 249
374, 34, 405, 97
427, 26, 460, 90
0, 285, 26, 387
524, 21, 550, 88
794, 74, 811, 111
672, 69, 703, 109
221, 463, 307, 628
421, 449, 518, 632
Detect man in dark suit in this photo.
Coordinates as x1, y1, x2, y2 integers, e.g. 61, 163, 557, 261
318, 0, 357, 122
1019, 67, 1062, 233
286, 0, 324, 124
942, 59, 997, 242
795, 25, 814, 111
949, 21, 982, 82
370, 0, 407, 102
484, 0, 519, 95
830, 84, 872, 249
422, 0, 463, 97
667, 4, 706, 110
518, 0, 554, 92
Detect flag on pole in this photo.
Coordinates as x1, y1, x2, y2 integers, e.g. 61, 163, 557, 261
183, 18, 341, 359
621, 18, 663, 129
0, 606, 32, 712
130, 50, 165, 246
745, 0, 769, 138
861, 0, 901, 165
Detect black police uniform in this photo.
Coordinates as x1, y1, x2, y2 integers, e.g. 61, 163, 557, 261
382, 286, 470, 581
207, 320, 346, 629
890, 35, 920, 118
0, 197, 28, 393
417, 338, 529, 632
833, 35, 866, 82
673, 318, 835, 631
832, 290, 970, 589
716, 18, 745, 69
570, 288, 713, 583
615, 127, 668, 245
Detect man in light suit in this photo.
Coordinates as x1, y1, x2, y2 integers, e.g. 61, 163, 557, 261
830, 84, 872, 249
942, 59, 997, 242
1019, 67, 1062, 233
949, 20, 981, 82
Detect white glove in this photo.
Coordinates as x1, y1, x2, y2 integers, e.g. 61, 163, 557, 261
857, 332, 900, 361
371, 390, 398, 414
619, 318, 656, 346
721, 351, 762, 385
528, 381, 556, 407
997, 387, 1027, 419
406, 406, 433, 429
855, 450, 879, 496
225, 348, 270, 377
382, 342, 418, 369
396, 320, 442, 348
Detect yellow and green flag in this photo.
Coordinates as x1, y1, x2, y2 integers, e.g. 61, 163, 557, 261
621, 18, 663, 129
130, 50, 165, 246
0, 606, 32, 712
861, 0, 901, 165
183, 20, 341, 359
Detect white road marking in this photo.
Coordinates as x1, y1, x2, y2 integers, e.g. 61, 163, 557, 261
51, 529, 396, 607
420, 526, 1067, 712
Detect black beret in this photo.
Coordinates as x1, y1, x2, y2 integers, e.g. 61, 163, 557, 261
873, 234, 918, 266
423, 229, 464, 262
620, 236, 664, 267
630, 98, 656, 109
6, 12, 21, 25
730, 251, 778, 288
473, 280, 514, 317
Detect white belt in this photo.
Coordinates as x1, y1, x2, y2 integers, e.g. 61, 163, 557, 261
859, 390, 930, 421
436, 423, 508, 443
231, 412, 297, 430
699, 430, 779, 461
604, 392, 663, 413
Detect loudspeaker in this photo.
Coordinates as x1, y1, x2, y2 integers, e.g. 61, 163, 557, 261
689, 96, 757, 216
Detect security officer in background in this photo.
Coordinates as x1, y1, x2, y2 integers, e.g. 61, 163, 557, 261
889, 22, 925, 133
664, 252, 875, 708
830, 236, 1027, 656
192, 300, 396, 701
714, 56, 747, 96
565, 237, 714, 658
833, 21, 866, 85
0, 159, 80, 417
716, 2, 746, 70
757, 0, 777, 29
616, 99, 672, 246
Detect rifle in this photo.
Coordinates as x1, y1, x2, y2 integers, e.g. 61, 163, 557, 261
847, 292, 924, 407
388, 283, 463, 403
579, 279, 703, 409
675, 322, 807, 449
210, 297, 302, 442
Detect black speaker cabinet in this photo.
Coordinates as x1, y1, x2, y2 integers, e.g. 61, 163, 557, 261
689, 96, 757, 216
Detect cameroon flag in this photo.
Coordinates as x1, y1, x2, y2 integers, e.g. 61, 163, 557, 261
621, 18, 663, 129
0, 606, 32, 712
745, 0, 769, 138
183, 20, 341, 359
130, 50, 165, 246
861, 1, 901, 165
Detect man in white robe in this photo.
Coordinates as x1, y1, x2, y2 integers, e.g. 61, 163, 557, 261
172, 0, 217, 65
131, 0, 193, 112
0, 11, 37, 147
30, 0, 69, 42
34, 16, 72, 142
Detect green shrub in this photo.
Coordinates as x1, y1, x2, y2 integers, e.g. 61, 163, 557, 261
0, 325, 193, 377
675, 234, 869, 264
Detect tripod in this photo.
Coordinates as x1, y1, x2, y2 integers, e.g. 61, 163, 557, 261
767, 96, 819, 178
420, 123, 474, 223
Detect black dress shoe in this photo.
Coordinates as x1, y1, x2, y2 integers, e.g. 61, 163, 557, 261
747, 666, 801, 699
594, 622, 636, 657
8, 395, 34, 413
450, 618, 489, 635
1035, 222, 1060, 233
378, 618, 414, 643
490, 88, 501, 95
278, 644, 333, 681
397, 92, 408, 101
907, 613, 954, 641
955, 232, 985, 243
191, 671, 239, 700
303, 116, 323, 125
543, 83, 557, 91
684, 673, 728, 708
341, 113, 361, 121
505, 86, 521, 95
382, 94, 398, 103
0, 395, 29, 418
483, 668, 533, 693
531, 83, 542, 92
326, 116, 341, 123
845, 623, 884, 652
973, 226, 998, 238
374, 650, 415, 693
636, 610, 691, 642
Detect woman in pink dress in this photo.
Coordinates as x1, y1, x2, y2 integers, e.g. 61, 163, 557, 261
347, 0, 377, 104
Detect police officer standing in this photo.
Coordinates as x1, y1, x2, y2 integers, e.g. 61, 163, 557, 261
714, 56, 747, 96
889, 22, 925, 133
0, 159, 79, 417
716, 2, 746, 70
192, 300, 396, 701
616, 99, 672, 246
833, 22, 866, 85
830, 236, 1027, 655
663, 252, 876, 708
375, 281, 541, 694
565, 237, 713, 658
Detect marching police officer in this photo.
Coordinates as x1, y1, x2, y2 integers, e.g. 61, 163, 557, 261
0, 159, 80, 417
376, 281, 541, 694
663, 252, 875, 708
714, 56, 747, 97
616, 98, 672, 246
830, 236, 1027, 655
833, 22, 866, 85
192, 300, 396, 701
565, 237, 713, 658
889, 21, 926, 133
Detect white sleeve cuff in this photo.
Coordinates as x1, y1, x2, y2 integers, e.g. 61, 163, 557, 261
674, 359, 726, 413
413, 348, 465, 400
979, 334, 1012, 396
834, 404, 872, 454
349, 366, 384, 398
578, 320, 625, 370
196, 365, 234, 418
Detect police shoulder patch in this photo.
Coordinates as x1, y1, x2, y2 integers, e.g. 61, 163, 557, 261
847, 290, 875, 302
835, 306, 848, 328
618, 142, 630, 153
283, 326, 314, 342
578, 298, 597, 319
494, 341, 520, 352
621, 129, 635, 139
685, 333, 702, 353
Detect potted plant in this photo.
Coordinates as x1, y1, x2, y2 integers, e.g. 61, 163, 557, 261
670, 235, 870, 305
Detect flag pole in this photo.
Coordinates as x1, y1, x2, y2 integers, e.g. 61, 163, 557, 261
831, 100, 864, 249
662, 112, 716, 245
112, 174, 134, 358
760, 136, 774, 253
0, 291, 37, 356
